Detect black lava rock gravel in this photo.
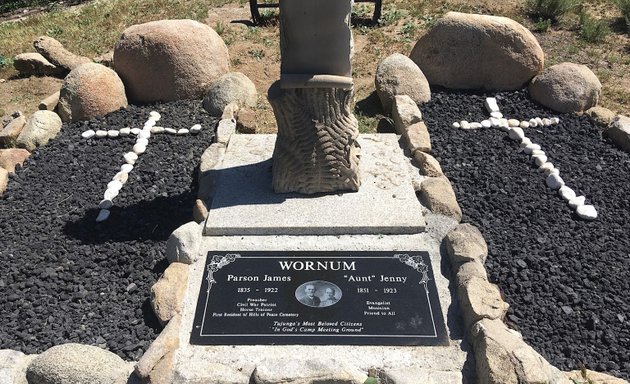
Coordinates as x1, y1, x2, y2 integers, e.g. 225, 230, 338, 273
0, 100, 216, 360
423, 89, 630, 379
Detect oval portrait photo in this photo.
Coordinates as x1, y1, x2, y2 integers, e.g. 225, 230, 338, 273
295, 280, 342, 308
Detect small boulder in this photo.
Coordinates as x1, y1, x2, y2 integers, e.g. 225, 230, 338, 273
445, 223, 488, 267
39, 91, 60, 112
16, 111, 62, 151
13, 53, 64, 77
114, 19, 230, 103
93, 51, 114, 68
0, 349, 36, 384
202, 72, 258, 116
57, 63, 128, 122
375, 53, 430, 112
33, 36, 91, 73
26, 344, 130, 384
413, 151, 443, 177
151, 263, 189, 325
392, 95, 422, 135
585, 106, 616, 126
0, 148, 31, 173
529, 62, 601, 113
166, 221, 202, 264
604, 115, 630, 152
193, 199, 209, 223
236, 108, 258, 133
0, 114, 27, 146
403, 121, 431, 153
410, 12, 544, 90
566, 370, 628, 384
0, 167, 8, 196
419, 177, 462, 221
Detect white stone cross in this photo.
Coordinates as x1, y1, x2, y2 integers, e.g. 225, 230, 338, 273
452, 97, 597, 220
80, 111, 204, 222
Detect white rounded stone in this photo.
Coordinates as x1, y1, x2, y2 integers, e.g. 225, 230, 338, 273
460, 120, 470, 129
538, 162, 554, 172
531, 149, 545, 157
576, 204, 597, 220
545, 167, 560, 176
546, 173, 564, 189
177, 128, 190, 135
508, 119, 520, 127
133, 143, 147, 155
103, 188, 119, 200
529, 118, 538, 127
551, 117, 560, 124
149, 111, 161, 121
485, 97, 500, 113
490, 111, 503, 119
96, 209, 110, 223
98, 199, 113, 209
524, 143, 541, 154
508, 127, 525, 140
165, 128, 177, 134
107, 130, 119, 138
520, 138, 533, 147
470, 122, 482, 129
95, 130, 108, 138
490, 118, 500, 127
131, 128, 141, 135
520, 121, 530, 128
120, 163, 133, 173
533, 154, 548, 167
542, 118, 552, 126
82, 130, 96, 139
452, 122, 460, 128
135, 138, 149, 146
124, 152, 138, 164
113, 171, 129, 184
535, 117, 543, 126
191, 124, 202, 131
481, 120, 492, 128
559, 186, 577, 201
151, 126, 165, 134
144, 119, 156, 128
137, 130, 151, 139
569, 195, 586, 209
120, 127, 131, 136
107, 180, 123, 191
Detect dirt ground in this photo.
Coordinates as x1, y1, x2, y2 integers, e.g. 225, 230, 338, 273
1, 1, 629, 132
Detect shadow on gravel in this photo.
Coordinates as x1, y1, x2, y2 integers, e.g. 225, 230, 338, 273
63, 190, 197, 244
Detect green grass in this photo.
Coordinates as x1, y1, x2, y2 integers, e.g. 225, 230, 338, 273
0, 0, 236, 60
616, 0, 630, 30
579, 10, 611, 42
527, 0, 579, 23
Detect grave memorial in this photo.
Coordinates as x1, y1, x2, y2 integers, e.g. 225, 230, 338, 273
191, 251, 448, 346
174, 0, 465, 380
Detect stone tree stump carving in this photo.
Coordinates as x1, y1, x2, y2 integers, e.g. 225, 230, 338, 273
269, 0, 360, 194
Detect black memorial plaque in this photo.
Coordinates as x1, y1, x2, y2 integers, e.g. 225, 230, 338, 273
190, 251, 448, 346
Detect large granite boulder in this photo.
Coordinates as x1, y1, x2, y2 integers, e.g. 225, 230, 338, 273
529, 62, 601, 113
33, 36, 92, 73
114, 19, 230, 103
375, 53, 431, 113
58, 63, 128, 122
410, 12, 544, 90
13, 53, 64, 77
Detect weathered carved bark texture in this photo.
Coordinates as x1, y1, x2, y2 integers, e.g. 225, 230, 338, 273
269, 82, 361, 194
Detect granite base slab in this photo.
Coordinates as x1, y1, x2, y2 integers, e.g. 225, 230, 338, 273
203, 134, 426, 236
